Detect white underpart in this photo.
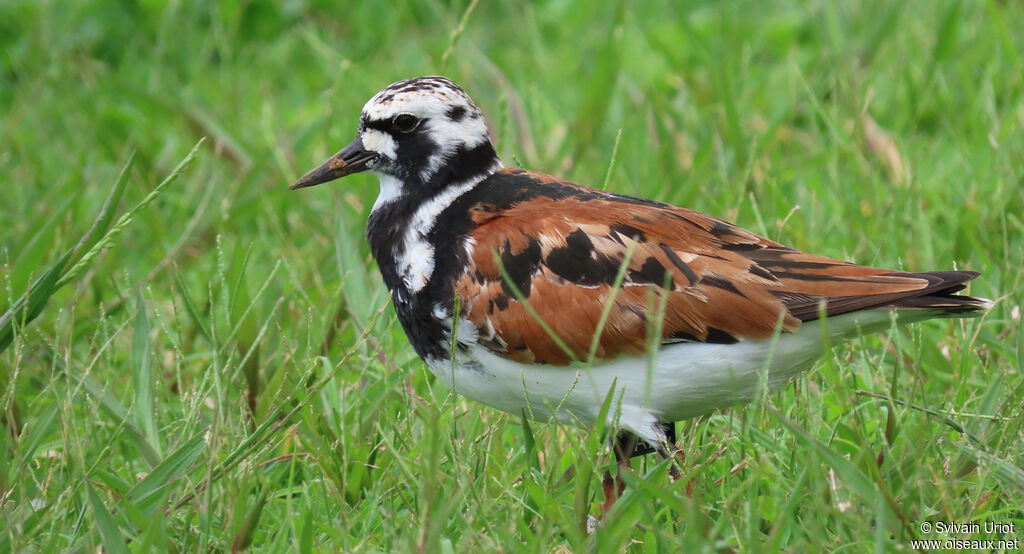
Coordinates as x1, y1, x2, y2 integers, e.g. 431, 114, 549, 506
360, 129, 397, 160
433, 310, 480, 347
453, 318, 479, 344
425, 309, 932, 445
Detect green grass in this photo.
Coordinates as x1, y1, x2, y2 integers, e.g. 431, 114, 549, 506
2, 0, 1022, 551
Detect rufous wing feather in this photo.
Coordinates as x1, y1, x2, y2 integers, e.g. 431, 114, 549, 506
454, 169, 986, 366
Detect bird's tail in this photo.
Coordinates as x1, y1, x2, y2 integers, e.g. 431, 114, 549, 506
882, 270, 992, 317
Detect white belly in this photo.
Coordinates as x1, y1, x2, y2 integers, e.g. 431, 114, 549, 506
425, 310, 908, 445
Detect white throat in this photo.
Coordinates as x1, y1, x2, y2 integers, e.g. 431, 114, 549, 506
372, 173, 404, 212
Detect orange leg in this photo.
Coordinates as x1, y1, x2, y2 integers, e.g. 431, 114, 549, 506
600, 423, 688, 516
600, 432, 638, 515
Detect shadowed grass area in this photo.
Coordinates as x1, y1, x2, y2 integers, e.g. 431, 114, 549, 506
1, 0, 1022, 551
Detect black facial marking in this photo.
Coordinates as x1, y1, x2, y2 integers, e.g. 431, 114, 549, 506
364, 77, 493, 188
658, 244, 699, 286
363, 119, 392, 132
367, 123, 498, 193
629, 257, 675, 289
446, 105, 467, 122
610, 222, 646, 242
422, 141, 500, 191
499, 237, 542, 298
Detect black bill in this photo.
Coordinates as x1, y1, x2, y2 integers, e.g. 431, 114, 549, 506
289, 136, 375, 190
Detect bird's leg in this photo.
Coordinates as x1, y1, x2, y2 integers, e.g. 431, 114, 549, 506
600, 432, 639, 515
654, 421, 692, 496
599, 422, 693, 516
600, 422, 679, 515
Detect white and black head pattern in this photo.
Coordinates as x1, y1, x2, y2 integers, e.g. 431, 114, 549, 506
289, 76, 504, 298
357, 76, 501, 206
352, 77, 502, 297
290, 76, 501, 199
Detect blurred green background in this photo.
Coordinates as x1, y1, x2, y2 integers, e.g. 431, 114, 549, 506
1, 0, 1021, 551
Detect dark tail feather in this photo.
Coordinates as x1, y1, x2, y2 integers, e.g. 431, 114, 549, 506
786, 270, 992, 322
883, 270, 991, 317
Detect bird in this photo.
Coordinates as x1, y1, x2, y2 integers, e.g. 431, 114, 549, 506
290, 75, 990, 507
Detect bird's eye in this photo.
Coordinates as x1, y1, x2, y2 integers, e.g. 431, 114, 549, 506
392, 114, 421, 133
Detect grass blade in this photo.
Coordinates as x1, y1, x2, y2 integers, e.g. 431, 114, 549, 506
132, 287, 161, 455
172, 304, 386, 511
71, 370, 161, 467
0, 139, 203, 355
125, 429, 209, 512
951, 442, 1024, 495
84, 481, 129, 554
231, 487, 269, 553
0, 148, 135, 353
771, 410, 884, 510
172, 265, 212, 342
56, 139, 205, 289
0, 251, 69, 353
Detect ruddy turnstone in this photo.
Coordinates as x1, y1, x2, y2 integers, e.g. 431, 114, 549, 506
290, 76, 990, 497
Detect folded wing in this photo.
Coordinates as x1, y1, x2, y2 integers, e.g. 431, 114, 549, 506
455, 170, 986, 365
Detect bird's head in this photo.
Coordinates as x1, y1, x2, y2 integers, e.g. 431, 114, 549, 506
290, 76, 500, 199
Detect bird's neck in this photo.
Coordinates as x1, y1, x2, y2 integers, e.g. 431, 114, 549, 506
366, 146, 502, 301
